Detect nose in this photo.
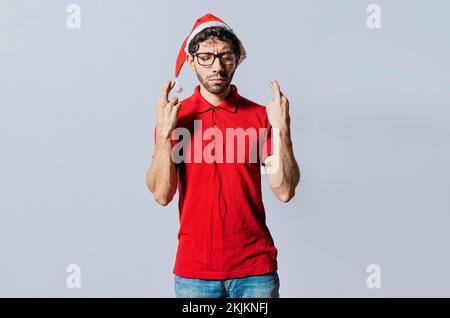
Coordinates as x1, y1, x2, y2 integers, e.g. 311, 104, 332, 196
210, 54, 224, 73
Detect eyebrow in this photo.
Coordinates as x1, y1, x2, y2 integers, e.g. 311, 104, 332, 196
196, 50, 234, 54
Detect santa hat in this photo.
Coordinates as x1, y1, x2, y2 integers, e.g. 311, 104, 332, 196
173, 13, 247, 93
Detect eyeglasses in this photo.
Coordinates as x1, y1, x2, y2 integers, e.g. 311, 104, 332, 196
193, 52, 237, 67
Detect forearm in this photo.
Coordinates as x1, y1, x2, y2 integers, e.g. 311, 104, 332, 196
146, 134, 178, 206
266, 127, 300, 202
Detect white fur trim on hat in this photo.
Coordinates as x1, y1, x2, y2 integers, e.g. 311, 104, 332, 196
184, 21, 230, 54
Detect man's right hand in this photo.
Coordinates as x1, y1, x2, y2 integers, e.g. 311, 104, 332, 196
155, 80, 181, 143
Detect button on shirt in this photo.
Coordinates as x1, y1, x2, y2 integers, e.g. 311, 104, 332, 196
154, 84, 277, 279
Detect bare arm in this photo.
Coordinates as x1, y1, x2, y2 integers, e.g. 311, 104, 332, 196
146, 81, 182, 206
264, 80, 301, 202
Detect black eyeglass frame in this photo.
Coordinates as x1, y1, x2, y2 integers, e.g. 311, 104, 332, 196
193, 51, 238, 67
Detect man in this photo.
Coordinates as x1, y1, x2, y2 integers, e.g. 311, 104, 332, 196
146, 13, 300, 298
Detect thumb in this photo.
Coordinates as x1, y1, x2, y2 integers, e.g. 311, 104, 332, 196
168, 97, 179, 106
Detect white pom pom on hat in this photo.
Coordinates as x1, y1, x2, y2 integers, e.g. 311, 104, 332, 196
173, 77, 183, 94
173, 13, 247, 94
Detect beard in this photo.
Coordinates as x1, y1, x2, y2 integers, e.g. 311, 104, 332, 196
195, 68, 236, 94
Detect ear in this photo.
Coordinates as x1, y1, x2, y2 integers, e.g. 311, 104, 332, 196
187, 54, 195, 71
235, 53, 241, 68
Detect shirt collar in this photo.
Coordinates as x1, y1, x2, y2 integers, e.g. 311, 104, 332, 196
190, 84, 239, 113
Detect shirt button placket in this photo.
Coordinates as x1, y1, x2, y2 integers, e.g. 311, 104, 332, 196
212, 106, 217, 127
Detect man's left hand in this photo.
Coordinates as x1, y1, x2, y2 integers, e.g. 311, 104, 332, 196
266, 80, 291, 131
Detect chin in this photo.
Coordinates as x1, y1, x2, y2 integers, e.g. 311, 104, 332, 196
206, 81, 229, 94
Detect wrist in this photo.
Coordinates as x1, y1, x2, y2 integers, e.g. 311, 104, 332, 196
156, 121, 173, 139
155, 130, 173, 148
273, 124, 290, 138
273, 125, 293, 148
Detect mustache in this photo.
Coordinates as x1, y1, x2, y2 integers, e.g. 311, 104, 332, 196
207, 74, 228, 80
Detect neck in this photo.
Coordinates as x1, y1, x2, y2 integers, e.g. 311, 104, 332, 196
199, 84, 231, 106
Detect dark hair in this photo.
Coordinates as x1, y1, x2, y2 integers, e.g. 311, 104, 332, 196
188, 26, 241, 58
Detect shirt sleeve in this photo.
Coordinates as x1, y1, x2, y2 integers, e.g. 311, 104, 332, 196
260, 112, 273, 166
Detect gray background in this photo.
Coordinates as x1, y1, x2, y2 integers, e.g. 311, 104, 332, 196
1, 0, 449, 297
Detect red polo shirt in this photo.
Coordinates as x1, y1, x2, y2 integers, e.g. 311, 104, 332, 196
154, 84, 277, 279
